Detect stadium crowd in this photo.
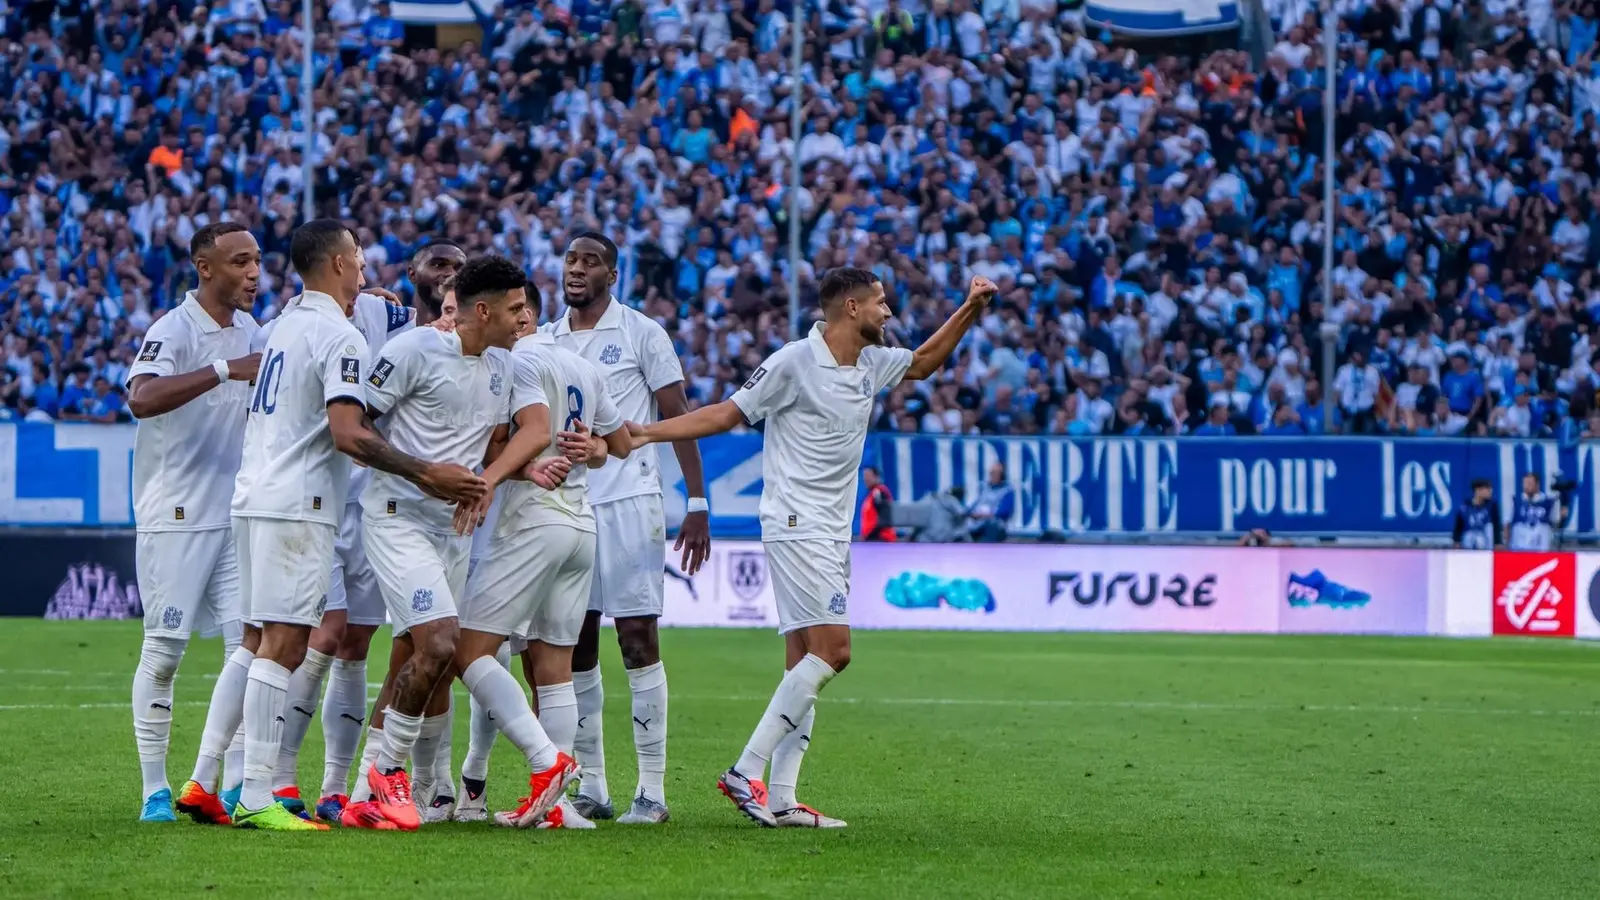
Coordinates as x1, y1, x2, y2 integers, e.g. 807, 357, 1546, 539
4, 0, 1600, 441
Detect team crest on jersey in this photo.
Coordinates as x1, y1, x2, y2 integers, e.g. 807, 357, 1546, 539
161, 606, 184, 629
138, 340, 163, 362
600, 344, 623, 365
412, 588, 434, 613
369, 358, 394, 387
729, 551, 767, 602
828, 592, 848, 616
489, 373, 503, 396
859, 375, 872, 397
340, 357, 360, 384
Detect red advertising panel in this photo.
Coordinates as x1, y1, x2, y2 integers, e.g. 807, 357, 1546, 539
1491, 552, 1576, 638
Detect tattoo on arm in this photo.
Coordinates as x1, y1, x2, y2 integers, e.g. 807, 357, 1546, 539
348, 413, 431, 481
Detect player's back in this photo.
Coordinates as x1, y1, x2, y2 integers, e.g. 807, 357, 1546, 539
499, 333, 621, 533
233, 291, 368, 524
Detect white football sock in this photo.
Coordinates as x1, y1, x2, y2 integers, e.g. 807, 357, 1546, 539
319, 658, 367, 798
463, 657, 557, 771
272, 648, 331, 791
377, 707, 423, 772
768, 706, 815, 812
433, 692, 454, 794
220, 629, 246, 794
734, 654, 836, 782
410, 707, 451, 799
627, 662, 668, 804
462, 644, 513, 781
353, 726, 384, 802
240, 658, 291, 811
132, 634, 185, 798
192, 644, 253, 792
572, 665, 608, 803
536, 682, 579, 754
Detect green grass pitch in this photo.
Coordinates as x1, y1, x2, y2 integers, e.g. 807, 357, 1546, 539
0, 621, 1596, 899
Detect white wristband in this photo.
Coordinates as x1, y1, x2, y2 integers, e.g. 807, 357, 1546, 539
686, 497, 708, 514
211, 359, 230, 385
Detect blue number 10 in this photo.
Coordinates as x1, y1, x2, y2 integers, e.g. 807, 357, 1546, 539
251, 350, 285, 414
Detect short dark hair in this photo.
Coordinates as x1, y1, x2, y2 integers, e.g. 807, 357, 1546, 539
1471, 478, 1492, 491
818, 267, 880, 311
571, 231, 618, 268
455, 254, 527, 305
289, 219, 353, 275
191, 221, 250, 259
416, 240, 463, 259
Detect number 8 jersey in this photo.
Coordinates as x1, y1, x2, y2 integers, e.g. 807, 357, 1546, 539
232, 291, 369, 525
496, 332, 622, 535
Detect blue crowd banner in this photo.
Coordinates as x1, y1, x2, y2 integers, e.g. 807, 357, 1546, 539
8, 422, 1599, 540
871, 434, 1600, 539
0, 422, 771, 535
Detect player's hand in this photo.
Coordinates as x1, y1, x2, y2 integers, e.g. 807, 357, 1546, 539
966, 275, 998, 308
557, 420, 600, 464
675, 509, 711, 576
364, 287, 402, 305
452, 491, 494, 536
419, 462, 488, 504
624, 421, 653, 450
524, 455, 573, 489
227, 353, 262, 382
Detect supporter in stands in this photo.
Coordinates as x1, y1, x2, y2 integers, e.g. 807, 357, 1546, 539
5, 0, 1600, 441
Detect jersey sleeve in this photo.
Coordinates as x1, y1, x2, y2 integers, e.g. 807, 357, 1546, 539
731, 344, 799, 424
385, 303, 416, 335
510, 352, 549, 418
322, 327, 371, 408
866, 345, 915, 393
591, 374, 624, 435
638, 319, 686, 392
126, 316, 194, 386
251, 317, 276, 353
495, 357, 514, 427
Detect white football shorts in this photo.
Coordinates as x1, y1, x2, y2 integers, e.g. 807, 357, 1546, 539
138, 528, 240, 639
326, 501, 384, 626
461, 522, 596, 646
587, 494, 665, 619
362, 515, 470, 636
764, 539, 852, 635
233, 516, 336, 628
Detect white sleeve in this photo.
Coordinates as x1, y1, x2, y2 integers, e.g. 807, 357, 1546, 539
323, 328, 370, 407
637, 319, 685, 392
866, 345, 915, 393
510, 352, 549, 418
126, 317, 193, 386
592, 377, 623, 435
731, 344, 799, 424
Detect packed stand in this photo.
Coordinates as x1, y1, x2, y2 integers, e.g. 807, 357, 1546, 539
2, 0, 1600, 440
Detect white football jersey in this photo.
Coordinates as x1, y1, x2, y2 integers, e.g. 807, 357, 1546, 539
361, 328, 513, 534
732, 323, 912, 542
541, 299, 682, 505
496, 332, 622, 535
127, 293, 259, 532
232, 290, 368, 524
256, 293, 415, 508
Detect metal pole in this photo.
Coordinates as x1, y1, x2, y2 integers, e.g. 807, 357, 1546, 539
301, 0, 315, 224
786, 0, 803, 342
1320, 6, 1337, 427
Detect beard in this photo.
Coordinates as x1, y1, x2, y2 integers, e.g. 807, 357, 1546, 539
859, 320, 886, 345
415, 281, 444, 317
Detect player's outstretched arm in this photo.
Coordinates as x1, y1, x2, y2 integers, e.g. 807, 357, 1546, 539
630, 399, 745, 447
904, 275, 997, 381
127, 354, 260, 419
656, 381, 711, 575
327, 399, 487, 503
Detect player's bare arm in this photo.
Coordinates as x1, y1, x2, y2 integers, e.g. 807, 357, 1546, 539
556, 419, 631, 468
903, 275, 997, 381
327, 399, 486, 503
126, 354, 261, 419
628, 400, 746, 447
656, 381, 712, 574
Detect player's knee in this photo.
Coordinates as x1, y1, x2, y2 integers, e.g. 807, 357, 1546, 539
138, 635, 186, 682
414, 627, 458, 675
615, 617, 659, 669
309, 620, 345, 656
808, 638, 851, 673
337, 626, 374, 660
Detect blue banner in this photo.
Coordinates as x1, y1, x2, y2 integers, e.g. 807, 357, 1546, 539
871, 435, 1600, 539
9, 422, 1599, 539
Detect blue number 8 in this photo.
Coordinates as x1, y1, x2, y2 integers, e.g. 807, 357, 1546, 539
251, 350, 285, 414
565, 385, 584, 432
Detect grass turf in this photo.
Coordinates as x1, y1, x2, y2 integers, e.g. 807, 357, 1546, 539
0, 622, 1595, 899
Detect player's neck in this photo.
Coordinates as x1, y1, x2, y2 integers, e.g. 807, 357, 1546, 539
567, 295, 612, 331
193, 288, 235, 329
303, 279, 354, 315
412, 301, 438, 327
455, 322, 489, 357
821, 322, 867, 368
